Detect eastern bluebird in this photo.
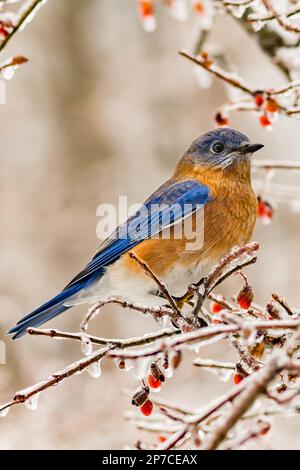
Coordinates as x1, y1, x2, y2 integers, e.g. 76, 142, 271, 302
9, 128, 263, 339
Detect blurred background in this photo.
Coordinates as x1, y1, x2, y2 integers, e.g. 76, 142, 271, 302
0, 0, 299, 450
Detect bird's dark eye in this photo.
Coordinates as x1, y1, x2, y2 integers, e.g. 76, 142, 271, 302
212, 142, 225, 154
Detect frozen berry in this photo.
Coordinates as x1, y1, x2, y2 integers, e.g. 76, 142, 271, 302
266, 98, 279, 113
140, 399, 153, 416
257, 199, 266, 217
259, 115, 272, 128
132, 384, 150, 406
158, 436, 167, 443
215, 112, 229, 127
148, 374, 161, 389
254, 92, 264, 107
139, 0, 153, 17
150, 362, 165, 382
210, 301, 222, 314
237, 283, 254, 310
172, 350, 182, 370
233, 373, 244, 384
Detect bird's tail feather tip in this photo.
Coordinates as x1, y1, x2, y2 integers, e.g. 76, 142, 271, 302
7, 297, 72, 340
7, 281, 91, 339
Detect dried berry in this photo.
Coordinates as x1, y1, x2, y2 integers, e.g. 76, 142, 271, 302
266, 301, 281, 320
162, 352, 169, 370
150, 362, 165, 382
215, 112, 229, 127
210, 301, 222, 314
140, 399, 153, 416
132, 384, 150, 407
200, 51, 213, 68
118, 359, 126, 370
254, 92, 264, 107
257, 197, 273, 224
139, 0, 154, 17
172, 350, 182, 370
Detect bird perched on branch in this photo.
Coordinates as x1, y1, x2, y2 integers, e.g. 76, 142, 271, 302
9, 128, 263, 339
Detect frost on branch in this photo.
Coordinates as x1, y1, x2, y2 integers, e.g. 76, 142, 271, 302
0, 0, 47, 81
1, 242, 299, 450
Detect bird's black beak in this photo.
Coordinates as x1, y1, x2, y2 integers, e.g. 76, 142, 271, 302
239, 143, 264, 155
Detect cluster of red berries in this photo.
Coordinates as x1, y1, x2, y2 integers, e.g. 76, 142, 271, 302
257, 196, 273, 224
132, 354, 183, 417
132, 362, 166, 417
254, 92, 279, 129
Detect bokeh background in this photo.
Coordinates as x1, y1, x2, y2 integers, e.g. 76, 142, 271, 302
0, 0, 299, 449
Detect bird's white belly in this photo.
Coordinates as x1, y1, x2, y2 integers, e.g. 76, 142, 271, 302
65, 257, 212, 307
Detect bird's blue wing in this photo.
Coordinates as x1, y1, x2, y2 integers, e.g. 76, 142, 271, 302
65, 179, 212, 288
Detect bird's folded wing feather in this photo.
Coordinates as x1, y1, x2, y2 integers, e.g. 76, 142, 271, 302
64, 179, 212, 288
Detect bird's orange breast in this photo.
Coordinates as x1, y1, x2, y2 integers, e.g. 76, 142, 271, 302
118, 160, 257, 280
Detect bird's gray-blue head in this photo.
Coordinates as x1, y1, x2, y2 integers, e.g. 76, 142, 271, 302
185, 128, 264, 169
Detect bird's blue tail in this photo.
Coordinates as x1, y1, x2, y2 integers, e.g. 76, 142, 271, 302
8, 283, 86, 339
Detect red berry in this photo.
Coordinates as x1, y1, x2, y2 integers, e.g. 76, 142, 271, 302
254, 93, 264, 107
265, 98, 279, 113
259, 115, 272, 127
237, 283, 254, 310
210, 301, 222, 314
233, 373, 243, 385
158, 436, 167, 443
139, 1, 154, 17
140, 399, 153, 416
200, 51, 213, 68
148, 374, 161, 389
257, 198, 273, 223
215, 112, 229, 127
257, 200, 266, 217
212, 318, 221, 325
238, 295, 251, 310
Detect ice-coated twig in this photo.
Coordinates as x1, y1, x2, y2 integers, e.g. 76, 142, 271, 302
261, 0, 300, 34
193, 358, 235, 370
0, 0, 47, 52
128, 251, 193, 329
253, 161, 300, 171
27, 326, 180, 347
